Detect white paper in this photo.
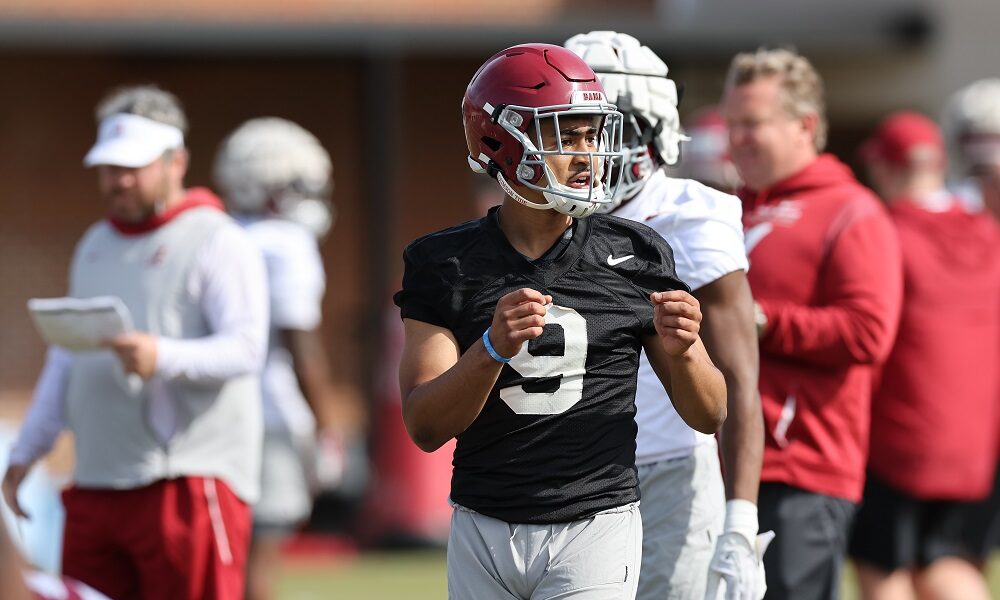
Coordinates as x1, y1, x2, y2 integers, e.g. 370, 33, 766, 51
27, 296, 133, 351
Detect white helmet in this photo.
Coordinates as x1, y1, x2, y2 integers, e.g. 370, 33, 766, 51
565, 31, 685, 209
213, 117, 335, 238
941, 78, 1000, 175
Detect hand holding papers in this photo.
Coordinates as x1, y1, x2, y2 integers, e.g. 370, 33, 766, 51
27, 297, 133, 351
28, 297, 143, 393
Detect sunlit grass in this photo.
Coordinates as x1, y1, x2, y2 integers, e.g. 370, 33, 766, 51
277, 550, 1000, 600
278, 550, 448, 600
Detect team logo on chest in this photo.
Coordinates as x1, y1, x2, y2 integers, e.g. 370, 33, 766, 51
744, 198, 801, 256
148, 245, 167, 266
746, 198, 802, 227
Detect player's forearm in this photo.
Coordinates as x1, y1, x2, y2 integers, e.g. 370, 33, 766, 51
712, 329, 762, 501
402, 340, 503, 452
286, 328, 346, 431
666, 344, 727, 434
720, 385, 763, 502
706, 340, 762, 502
694, 273, 762, 502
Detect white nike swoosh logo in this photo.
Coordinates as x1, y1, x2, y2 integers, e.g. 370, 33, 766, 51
607, 254, 635, 266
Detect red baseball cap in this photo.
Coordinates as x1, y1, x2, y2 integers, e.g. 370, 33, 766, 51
859, 111, 945, 167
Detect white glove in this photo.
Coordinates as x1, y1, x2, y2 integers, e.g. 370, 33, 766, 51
312, 430, 371, 499
705, 500, 775, 600
313, 429, 347, 490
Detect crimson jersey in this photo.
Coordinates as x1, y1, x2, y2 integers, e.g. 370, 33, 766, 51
394, 207, 686, 523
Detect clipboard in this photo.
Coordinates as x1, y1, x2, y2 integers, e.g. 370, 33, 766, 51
27, 296, 133, 351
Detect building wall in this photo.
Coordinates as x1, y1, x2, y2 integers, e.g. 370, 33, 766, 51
0, 51, 367, 405
1, 0, 996, 410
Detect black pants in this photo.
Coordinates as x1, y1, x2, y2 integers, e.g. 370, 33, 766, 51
758, 482, 857, 600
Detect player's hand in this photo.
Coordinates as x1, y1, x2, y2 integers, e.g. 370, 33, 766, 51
313, 428, 347, 491
102, 332, 158, 379
2, 463, 32, 519
311, 429, 370, 500
705, 531, 775, 600
706, 500, 773, 600
489, 288, 552, 359
651, 290, 701, 357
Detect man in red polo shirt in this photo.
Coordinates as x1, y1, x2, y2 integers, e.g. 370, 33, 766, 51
721, 48, 904, 600
849, 111, 1000, 600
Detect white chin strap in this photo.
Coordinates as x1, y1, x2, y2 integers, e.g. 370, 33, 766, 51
496, 172, 556, 211
495, 171, 607, 219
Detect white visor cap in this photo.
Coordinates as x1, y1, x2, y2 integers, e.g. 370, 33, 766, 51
83, 113, 184, 168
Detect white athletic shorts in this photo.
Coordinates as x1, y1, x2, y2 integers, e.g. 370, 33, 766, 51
447, 500, 642, 600
253, 428, 314, 533
635, 441, 725, 600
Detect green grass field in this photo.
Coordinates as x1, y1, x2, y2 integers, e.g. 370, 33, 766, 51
276, 550, 1000, 599
277, 551, 448, 600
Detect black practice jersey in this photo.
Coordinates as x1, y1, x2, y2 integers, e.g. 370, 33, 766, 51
394, 206, 688, 524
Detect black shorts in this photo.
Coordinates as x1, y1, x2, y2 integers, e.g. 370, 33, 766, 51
758, 482, 856, 600
960, 465, 1000, 561
849, 472, 971, 572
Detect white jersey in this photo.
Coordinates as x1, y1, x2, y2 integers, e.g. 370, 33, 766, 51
613, 170, 749, 464
239, 217, 326, 437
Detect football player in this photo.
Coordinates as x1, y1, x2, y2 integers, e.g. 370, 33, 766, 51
213, 117, 366, 600
942, 78, 1000, 219
565, 31, 767, 600
394, 43, 727, 600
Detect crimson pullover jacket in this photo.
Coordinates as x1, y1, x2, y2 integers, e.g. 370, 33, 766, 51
869, 199, 1000, 501
740, 154, 903, 502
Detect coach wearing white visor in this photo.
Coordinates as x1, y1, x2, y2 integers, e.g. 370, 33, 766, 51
2, 84, 269, 600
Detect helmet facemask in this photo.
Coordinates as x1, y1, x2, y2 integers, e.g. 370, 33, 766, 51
270, 179, 337, 239
600, 110, 659, 212
563, 31, 688, 211
493, 101, 626, 218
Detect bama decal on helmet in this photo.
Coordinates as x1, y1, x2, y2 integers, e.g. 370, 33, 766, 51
571, 91, 608, 104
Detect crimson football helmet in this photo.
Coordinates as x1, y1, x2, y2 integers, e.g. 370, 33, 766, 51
462, 43, 626, 218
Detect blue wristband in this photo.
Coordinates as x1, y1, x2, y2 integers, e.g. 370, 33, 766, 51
482, 327, 512, 363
